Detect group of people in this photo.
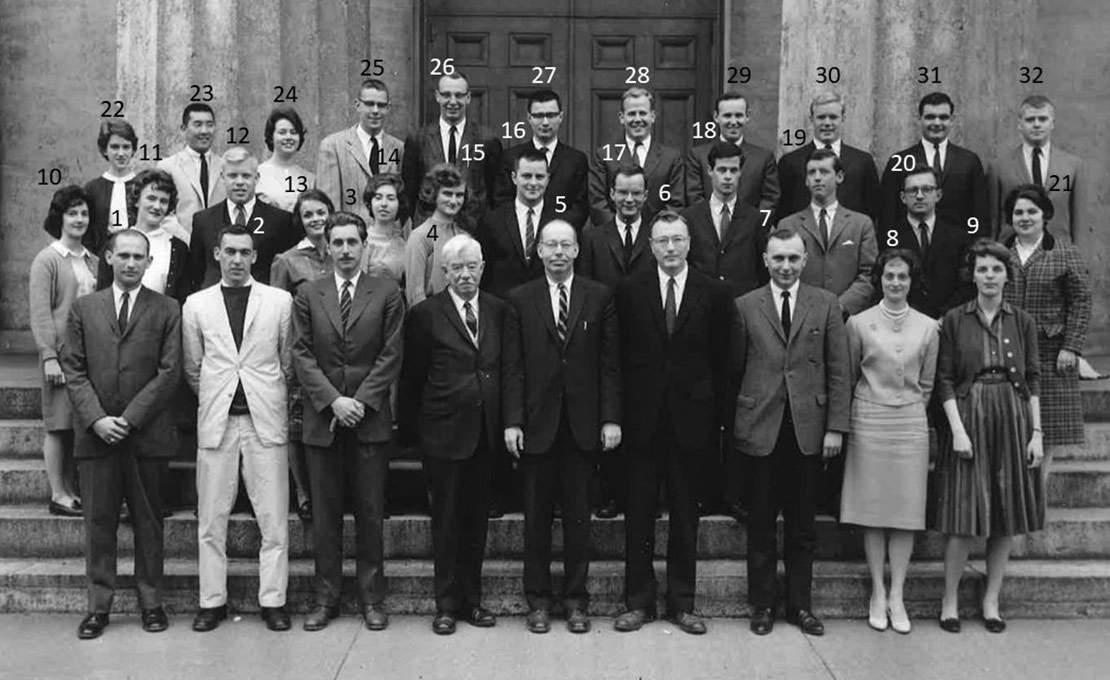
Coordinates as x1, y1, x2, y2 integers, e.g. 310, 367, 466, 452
26, 71, 1093, 642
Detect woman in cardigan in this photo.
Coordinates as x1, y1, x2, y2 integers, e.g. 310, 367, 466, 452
82, 120, 139, 254
933, 239, 1045, 634
404, 164, 470, 306
29, 185, 99, 516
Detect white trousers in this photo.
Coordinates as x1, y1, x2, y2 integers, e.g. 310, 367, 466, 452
197, 414, 289, 607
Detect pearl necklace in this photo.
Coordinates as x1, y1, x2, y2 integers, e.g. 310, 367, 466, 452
879, 300, 909, 327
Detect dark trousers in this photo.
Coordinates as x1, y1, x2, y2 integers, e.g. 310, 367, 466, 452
425, 427, 493, 613
490, 441, 519, 511
596, 447, 626, 510
79, 447, 166, 613
745, 410, 821, 612
520, 417, 593, 611
624, 410, 700, 615
306, 431, 387, 607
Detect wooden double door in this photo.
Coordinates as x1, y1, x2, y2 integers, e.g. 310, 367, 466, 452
424, 0, 719, 153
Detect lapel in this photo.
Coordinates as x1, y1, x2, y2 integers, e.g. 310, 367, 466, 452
458, 123, 479, 169
241, 285, 262, 349
121, 286, 151, 340
827, 207, 849, 249
504, 207, 529, 265
1010, 145, 1031, 183
532, 279, 560, 344
647, 271, 668, 338
477, 293, 496, 350
696, 201, 720, 247
787, 286, 815, 346
316, 277, 344, 335
798, 209, 825, 253
721, 200, 746, 245
343, 125, 373, 178
346, 275, 374, 328
180, 152, 205, 206
642, 141, 662, 178
429, 125, 446, 164
757, 285, 787, 344
100, 289, 122, 337
547, 142, 564, 176
605, 221, 626, 271
672, 271, 702, 336
628, 217, 652, 268
563, 277, 587, 345
918, 142, 949, 185
437, 292, 476, 348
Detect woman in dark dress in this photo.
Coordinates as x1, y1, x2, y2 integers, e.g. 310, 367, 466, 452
83, 120, 139, 253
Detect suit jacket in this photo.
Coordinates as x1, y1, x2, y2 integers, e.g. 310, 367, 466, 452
401, 121, 504, 228
189, 200, 299, 288
778, 142, 880, 223
883, 216, 974, 318
493, 141, 590, 230
589, 139, 685, 226
988, 145, 1087, 244
315, 125, 405, 222
576, 215, 655, 289
779, 206, 877, 316
96, 235, 194, 306
158, 149, 226, 238
60, 286, 182, 459
617, 268, 733, 451
880, 141, 988, 234
730, 283, 850, 457
685, 139, 780, 214
474, 201, 552, 299
502, 276, 621, 454
1003, 230, 1091, 355
399, 290, 507, 459
682, 199, 768, 297
182, 282, 293, 449
292, 274, 404, 447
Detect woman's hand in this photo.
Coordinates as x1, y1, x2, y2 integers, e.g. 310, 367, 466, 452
1057, 349, 1078, 373
952, 430, 973, 460
43, 358, 65, 386
1027, 431, 1045, 468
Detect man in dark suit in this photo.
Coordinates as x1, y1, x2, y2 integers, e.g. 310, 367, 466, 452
589, 87, 685, 226
778, 92, 881, 223
189, 147, 299, 288
494, 89, 589, 231
400, 233, 506, 635
685, 92, 779, 215
292, 212, 404, 632
503, 219, 621, 634
61, 229, 182, 640
730, 227, 850, 637
612, 211, 732, 635
884, 166, 974, 318
880, 92, 989, 235
402, 71, 503, 228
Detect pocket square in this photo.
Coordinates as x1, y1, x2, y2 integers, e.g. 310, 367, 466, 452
841, 239, 855, 246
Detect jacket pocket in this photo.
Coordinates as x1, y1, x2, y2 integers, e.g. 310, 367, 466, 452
815, 393, 828, 406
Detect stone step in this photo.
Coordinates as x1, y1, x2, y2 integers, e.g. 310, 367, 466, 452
2, 557, 1108, 619
2, 505, 1109, 561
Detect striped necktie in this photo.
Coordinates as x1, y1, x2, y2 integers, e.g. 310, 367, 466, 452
340, 280, 352, 330
556, 283, 568, 344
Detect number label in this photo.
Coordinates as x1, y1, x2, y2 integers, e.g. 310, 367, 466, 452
886, 230, 899, 247
916, 66, 940, 84
251, 217, 265, 235
816, 66, 841, 84
226, 127, 249, 144
659, 184, 671, 202
189, 84, 214, 102
139, 144, 161, 162
361, 58, 385, 76
967, 218, 979, 235
1047, 174, 1072, 192
601, 144, 629, 162
345, 189, 357, 206
781, 129, 807, 146
531, 66, 556, 84
459, 143, 485, 162
891, 154, 917, 172
727, 66, 751, 84
284, 176, 309, 193
760, 210, 772, 227
100, 100, 124, 117
555, 196, 566, 213
375, 148, 400, 164
111, 210, 123, 227
692, 122, 718, 140
1019, 66, 1043, 84
430, 58, 455, 76
625, 66, 650, 84
428, 224, 439, 241
502, 122, 526, 139
37, 168, 62, 185
273, 85, 298, 103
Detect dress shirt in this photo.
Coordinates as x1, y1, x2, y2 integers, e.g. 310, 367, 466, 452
102, 171, 135, 232
514, 197, 545, 251
139, 227, 173, 294
51, 241, 97, 297
818, 139, 843, 156
334, 270, 361, 303
810, 200, 840, 241
908, 213, 936, 245
709, 193, 738, 237
657, 265, 688, 314
921, 138, 949, 171
440, 118, 467, 162
1022, 142, 1050, 182
546, 273, 574, 323
722, 135, 745, 148
769, 279, 800, 323
1014, 234, 1044, 265
533, 138, 558, 164
227, 197, 257, 225
447, 287, 479, 342
617, 215, 642, 244
356, 125, 385, 164
625, 135, 651, 166
112, 282, 143, 318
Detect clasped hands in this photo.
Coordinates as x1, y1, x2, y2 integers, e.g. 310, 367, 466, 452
330, 396, 366, 430
504, 423, 622, 459
92, 416, 132, 445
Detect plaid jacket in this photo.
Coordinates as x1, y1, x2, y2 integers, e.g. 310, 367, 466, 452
1004, 230, 1091, 355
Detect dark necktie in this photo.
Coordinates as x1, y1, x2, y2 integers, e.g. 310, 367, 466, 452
665, 277, 677, 336
931, 143, 941, 172
556, 283, 568, 344
200, 152, 209, 208
918, 221, 930, 256
525, 208, 535, 261
448, 126, 458, 165
634, 142, 644, 168
370, 136, 381, 174
340, 280, 352, 331
824, 143, 833, 152
464, 301, 478, 341
622, 220, 634, 268
718, 204, 731, 242
1032, 147, 1043, 186
118, 290, 130, 332
819, 208, 829, 250
235, 205, 246, 227
780, 290, 791, 337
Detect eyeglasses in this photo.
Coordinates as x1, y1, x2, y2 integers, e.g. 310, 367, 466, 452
651, 236, 689, 246
437, 91, 470, 100
358, 99, 390, 109
529, 112, 561, 120
902, 186, 938, 196
447, 262, 482, 273
540, 241, 576, 251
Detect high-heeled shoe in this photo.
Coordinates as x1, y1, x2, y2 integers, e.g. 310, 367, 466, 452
868, 596, 888, 632
888, 605, 911, 634
939, 616, 961, 633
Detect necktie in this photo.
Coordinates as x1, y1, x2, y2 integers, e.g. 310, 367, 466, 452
824, 143, 833, 152
118, 290, 130, 332
539, 144, 551, 165
448, 126, 458, 165
622, 220, 634, 268
200, 153, 209, 208
819, 208, 829, 250
525, 208, 535, 261
340, 280, 352, 330
780, 290, 791, 337
464, 301, 478, 341
634, 142, 644, 168
235, 205, 246, 227
918, 221, 930, 256
665, 277, 677, 336
556, 283, 568, 344
718, 204, 731, 242
369, 136, 381, 174
931, 143, 941, 172
1032, 147, 1043, 186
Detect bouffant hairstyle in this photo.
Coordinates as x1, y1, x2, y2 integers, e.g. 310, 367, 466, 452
870, 248, 922, 295
96, 119, 138, 160
362, 173, 408, 221
291, 188, 335, 234
43, 185, 92, 239
1003, 183, 1055, 225
263, 106, 307, 152
417, 163, 468, 213
128, 168, 179, 215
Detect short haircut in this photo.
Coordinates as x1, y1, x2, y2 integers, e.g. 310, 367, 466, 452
648, 209, 689, 237
621, 87, 654, 110
418, 163, 467, 211
536, 219, 577, 244
325, 211, 368, 242
766, 227, 805, 252
363, 173, 409, 220
528, 89, 561, 112
181, 102, 215, 127
513, 147, 548, 171
966, 238, 1015, 282
360, 78, 390, 98
707, 141, 743, 168
103, 228, 150, 256
870, 248, 922, 294
809, 91, 845, 116
901, 166, 942, 190
715, 91, 748, 114
918, 91, 955, 116
441, 233, 483, 264
217, 225, 254, 249
96, 119, 138, 160
43, 185, 92, 239
263, 106, 307, 152
291, 188, 335, 233
1003, 183, 1055, 224
439, 71, 469, 90
128, 168, 179, 215
612, 164, 646, 186
222, 146, 258, 168
1020, 94, 1054, 111
805, 147, 843, 174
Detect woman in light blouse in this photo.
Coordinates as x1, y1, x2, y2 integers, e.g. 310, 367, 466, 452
405, 164, 470, 305
841, 249, 939, 634
257, 107, 314, 213
363, 173, 410, 283
29, 185, 100, 516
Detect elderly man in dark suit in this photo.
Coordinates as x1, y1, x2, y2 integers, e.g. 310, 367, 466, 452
400, 233, 507, 635
503, 219, 621, 634
730, 227, 850, 637
612, 211, 732, 635
292, 211, 405, 632
61, 229, 182, 640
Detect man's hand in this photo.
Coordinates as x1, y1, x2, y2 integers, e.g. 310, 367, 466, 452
822, 431, 843, 460
601, 423, 622, 451
504, 427, 524, 459
92, 416, 130, 445
330, 396, 366, 429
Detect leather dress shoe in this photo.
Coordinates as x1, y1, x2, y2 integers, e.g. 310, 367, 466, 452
594, 499, 618, 519
463, 606, 496, 628
141, 607, 169, 633
363, 605, 389, 631
48, 499, 82, 517
939, 617, 961, 633
77, 612, 109, 640
303, 604, 339, 632
728, 501, 749, 524
192, 605, 228, 632
670, 611, 707, 635
526, 608, 550, 634
432, 611, 457, 635
566, 608, 591, 634
984, 617, 1007, 633
750, 606, 774, 635
786, 609, 824, 636
614, 609, 654, 632
261, 606, 291, 631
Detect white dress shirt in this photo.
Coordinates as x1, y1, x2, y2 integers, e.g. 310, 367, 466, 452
448, 287, 480, 343
227, 197, 257, 226
625, 134, 651, 166
112, 282, 144, 319
709, 193, 737, 239
810, 200, 840, 241
921, 137, 949, 171
616, 215, 641, 244
515, 198, 545, 250
546, 274, 573, 323
658, 265, 688, 314
440, 118, 467, 161
356, 125, 385, 164
908, 213, 936, 246
1022, 141, 1051, 181
817, 138, 842, 156
769, 279, 801, 324
534, 138, 558, 165
334, 270, 361, 302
